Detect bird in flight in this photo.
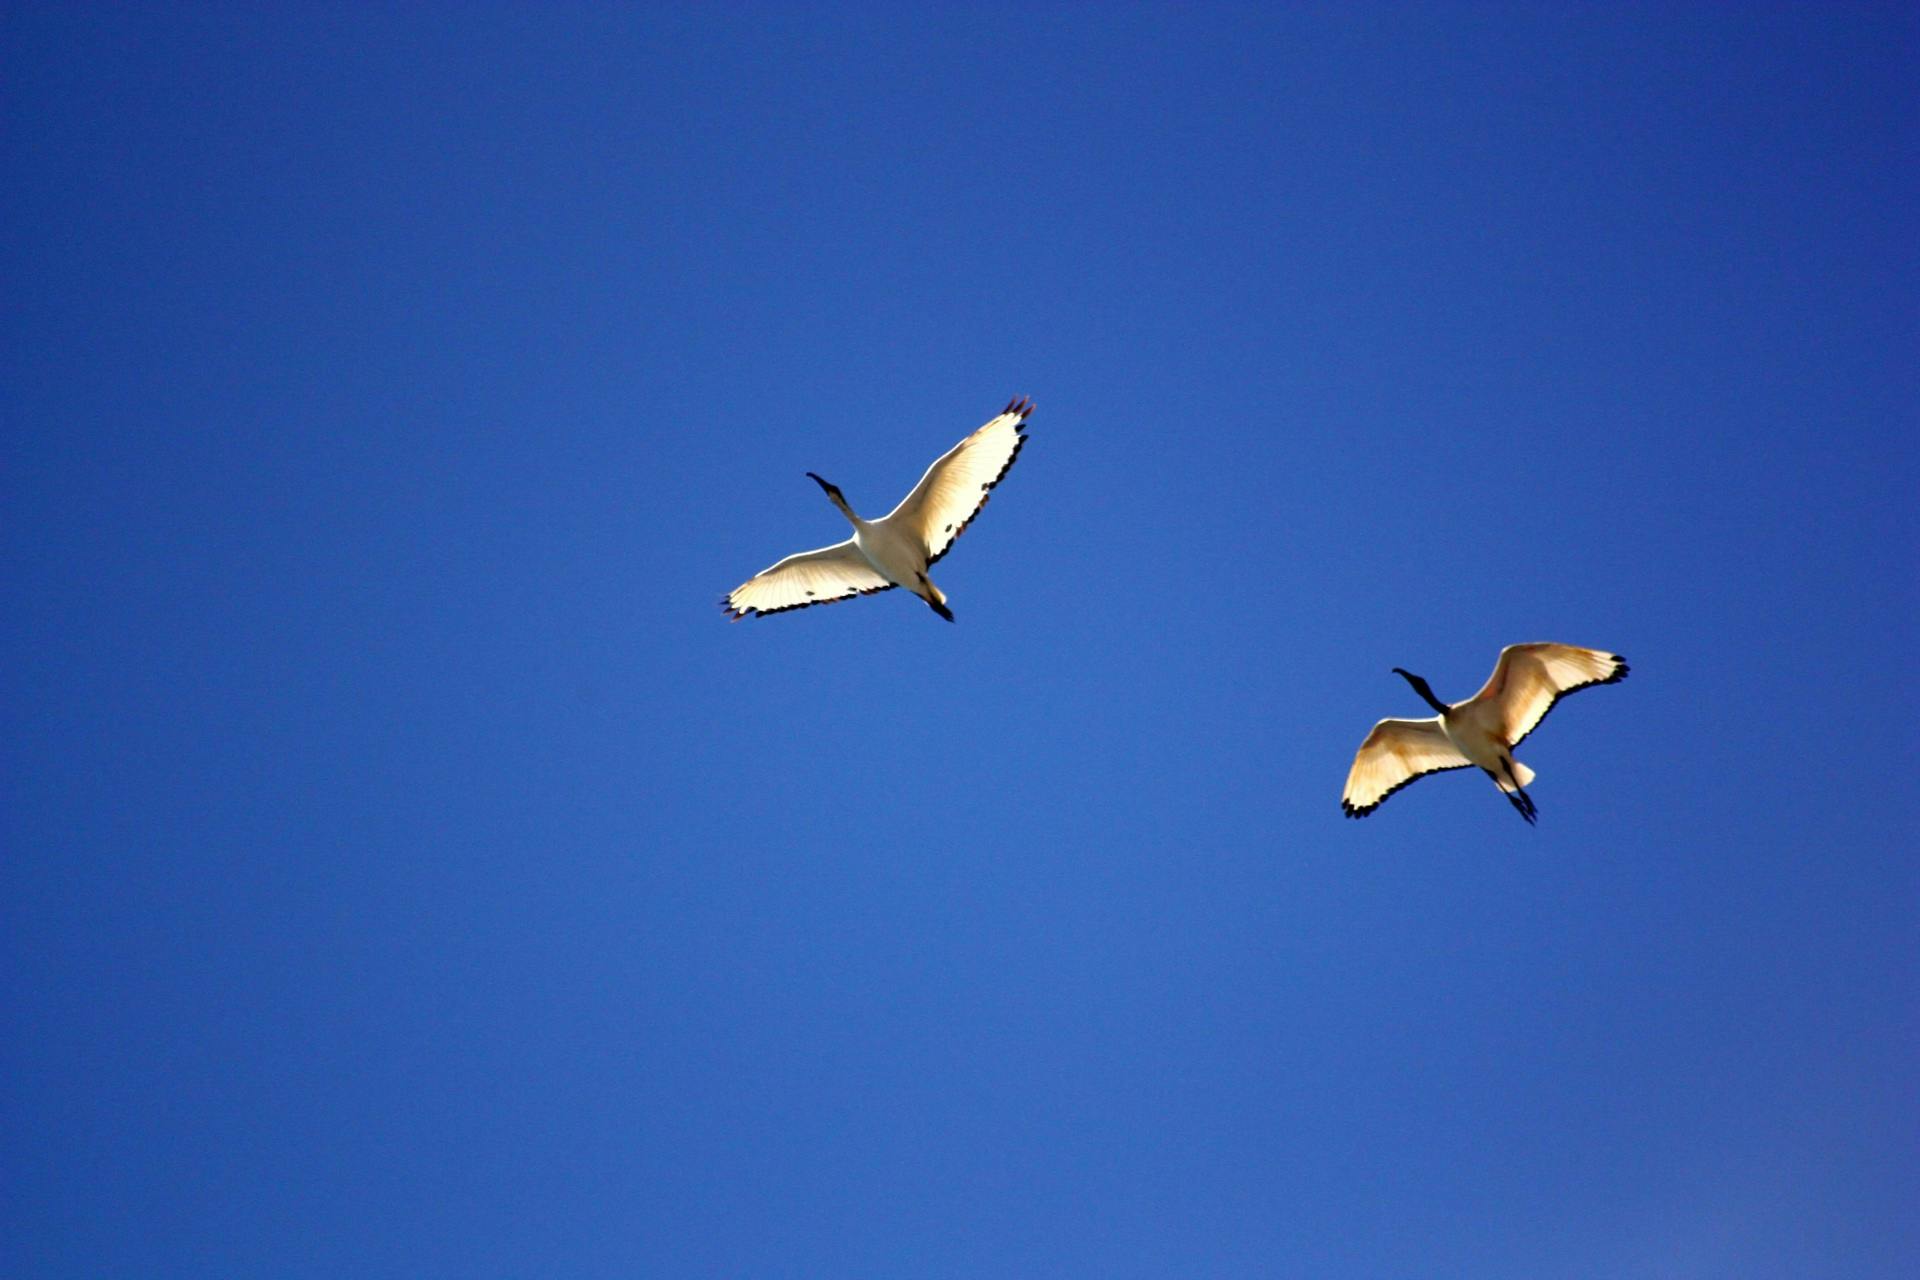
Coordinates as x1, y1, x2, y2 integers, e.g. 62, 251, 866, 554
723, 397, 1033, 623
1341, 643, 1628, 824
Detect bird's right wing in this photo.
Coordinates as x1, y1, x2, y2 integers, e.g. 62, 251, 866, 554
722, 540, 895, 620
882, 396, 1032, 564
1470, 643, 1629, 747
1342, 718, 1474, 817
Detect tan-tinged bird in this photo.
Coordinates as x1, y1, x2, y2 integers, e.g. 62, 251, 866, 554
1341, 643, 1629, 824
722, 397, 1032, 623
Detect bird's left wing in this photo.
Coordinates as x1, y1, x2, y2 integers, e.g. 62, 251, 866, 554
722, 540, 895, 620
1342, 718, 1474, 817
1471, 643, 1629, 747
882, 396, 1032, 564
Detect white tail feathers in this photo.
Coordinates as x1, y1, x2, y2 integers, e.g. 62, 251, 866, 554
1494, 761, 1537, 792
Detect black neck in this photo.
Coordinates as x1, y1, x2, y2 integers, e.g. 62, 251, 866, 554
806, 472, 854, 519
1393, 668, 1449, 715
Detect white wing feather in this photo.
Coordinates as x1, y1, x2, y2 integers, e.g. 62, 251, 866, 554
882, 396, 1032, 564
1342, 718, 1474, 817
1468, 644, 1629, 747
722, 541, 894, 620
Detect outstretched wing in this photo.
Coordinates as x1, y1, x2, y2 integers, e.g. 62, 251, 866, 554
1469, 644, 1629, 748
882, 396, 1032, 565
722, 540, 895, 620
1342, 718, 1474, 818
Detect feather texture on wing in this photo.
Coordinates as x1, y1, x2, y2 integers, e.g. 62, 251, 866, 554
722, 541, 894, 620
883, 396, 1032, 564
1470, 644, 1630, 747
1342, 718, 1474, 817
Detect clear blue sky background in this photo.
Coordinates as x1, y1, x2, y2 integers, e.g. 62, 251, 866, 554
5, 5, 1916, 1276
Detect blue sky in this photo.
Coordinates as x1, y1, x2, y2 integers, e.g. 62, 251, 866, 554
4, 4, 1916, 1276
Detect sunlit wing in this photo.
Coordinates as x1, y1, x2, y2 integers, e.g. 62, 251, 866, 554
1469, 644, 1629, 747
1341, 718, 1474, 818
722, 540, 895, 620
882, 396, 1032, 564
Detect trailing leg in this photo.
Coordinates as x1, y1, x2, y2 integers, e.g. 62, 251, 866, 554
1501, 759, 1538, 825
1488, 765, 1538, 826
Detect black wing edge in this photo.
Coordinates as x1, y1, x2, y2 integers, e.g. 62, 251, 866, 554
1509, 654, 1630, 749
1341, 761, 1476, 819
927, 395, 1034, 567
720, 583, 897, 622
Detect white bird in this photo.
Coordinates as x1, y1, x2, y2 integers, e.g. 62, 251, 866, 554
722, 397, 1033, 623
1341, 643, 1629, 824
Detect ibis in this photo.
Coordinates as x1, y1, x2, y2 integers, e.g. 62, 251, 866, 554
1341, 643, 1629, 824
722, 397, 1032, 623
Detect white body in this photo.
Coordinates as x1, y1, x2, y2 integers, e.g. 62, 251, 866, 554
851, 519, 936, 602
1438, 699, 1536, 791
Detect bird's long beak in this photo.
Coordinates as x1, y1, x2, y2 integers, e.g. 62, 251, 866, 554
806, 472, 836, 495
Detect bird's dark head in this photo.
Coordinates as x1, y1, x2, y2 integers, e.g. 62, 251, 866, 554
1391, 667, 1421, 685
806, 472, 854, 518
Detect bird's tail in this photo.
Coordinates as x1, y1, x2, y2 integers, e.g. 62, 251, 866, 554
915, 574, 954, 623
